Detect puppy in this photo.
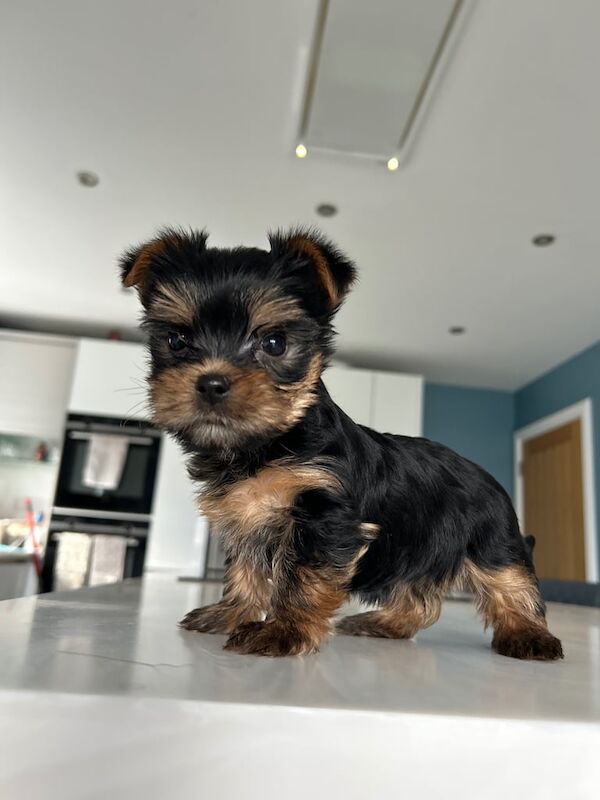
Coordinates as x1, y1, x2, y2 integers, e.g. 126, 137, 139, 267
120, 227, 563, 660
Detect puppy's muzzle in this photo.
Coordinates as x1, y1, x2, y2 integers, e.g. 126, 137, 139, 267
196, 374, 231, 406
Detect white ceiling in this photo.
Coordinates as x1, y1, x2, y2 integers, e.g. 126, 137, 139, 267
1, 0, 599, 390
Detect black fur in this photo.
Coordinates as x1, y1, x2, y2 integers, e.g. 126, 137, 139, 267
121, 226, 562, 660
188, 386, 532, 603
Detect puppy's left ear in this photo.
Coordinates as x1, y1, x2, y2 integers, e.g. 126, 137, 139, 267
269, 228, 357, 311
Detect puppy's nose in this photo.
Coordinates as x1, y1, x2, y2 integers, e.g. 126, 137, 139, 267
196, 374, 231, 405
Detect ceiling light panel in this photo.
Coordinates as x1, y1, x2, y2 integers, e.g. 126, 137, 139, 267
300, 0, 467, 161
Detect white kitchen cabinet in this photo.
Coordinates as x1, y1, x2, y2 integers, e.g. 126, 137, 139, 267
0, 331, 76, 438
323, 364, 423, 436
147, 435, 208, 575
69, 338, 147, 418
69, 338, 206, 574
323, 365, 373, 426
371, 370, 423, 436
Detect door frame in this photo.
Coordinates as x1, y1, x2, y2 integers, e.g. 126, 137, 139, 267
514, 398, 598, 582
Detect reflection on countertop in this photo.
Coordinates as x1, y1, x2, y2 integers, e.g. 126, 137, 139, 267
1, 573, 600, 723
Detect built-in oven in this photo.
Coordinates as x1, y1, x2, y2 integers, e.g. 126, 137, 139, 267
53, 414, 161, 516
42, 413, 162, 592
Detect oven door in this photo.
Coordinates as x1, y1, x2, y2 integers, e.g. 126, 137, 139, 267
54, 416, 161, 516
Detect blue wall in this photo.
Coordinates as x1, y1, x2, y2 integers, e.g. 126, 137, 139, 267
422, 341, 600, 562
515, 340, 600, 553
423, 383, 515, 496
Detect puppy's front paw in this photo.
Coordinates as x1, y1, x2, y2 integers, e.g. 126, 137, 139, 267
179, 603, 231, 633
224, 620, 318, 657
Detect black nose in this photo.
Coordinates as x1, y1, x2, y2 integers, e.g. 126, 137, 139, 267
196, 374, 231, 405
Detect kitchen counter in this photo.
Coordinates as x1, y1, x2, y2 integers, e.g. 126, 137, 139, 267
1, 574, 599, 798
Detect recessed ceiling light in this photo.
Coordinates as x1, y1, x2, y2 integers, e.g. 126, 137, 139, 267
316, 203, 338, 218
295, 143, 308, 159
532, 234, 555, 247
386, 157, 399, 171
449, 326, 466, 335
77, 170, 99, 187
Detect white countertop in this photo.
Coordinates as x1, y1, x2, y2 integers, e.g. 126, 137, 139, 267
1, 574, 599, 798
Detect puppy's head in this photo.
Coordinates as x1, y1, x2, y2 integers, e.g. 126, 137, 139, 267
120, 227, 356, 450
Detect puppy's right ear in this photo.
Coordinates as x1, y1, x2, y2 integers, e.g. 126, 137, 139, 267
120, 239, 166, 291
119, 228, 208, 292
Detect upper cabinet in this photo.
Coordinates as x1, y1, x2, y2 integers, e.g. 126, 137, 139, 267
370, 370, 423, 436
323, 365, 373, 426
0, 332, 76, 438
323, 365, 423, 436
69, 339, 147, 418
0, 332, 422, 440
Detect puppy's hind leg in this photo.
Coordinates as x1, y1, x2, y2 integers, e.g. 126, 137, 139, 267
465, 560, 563, 661
336, 582, 443, 639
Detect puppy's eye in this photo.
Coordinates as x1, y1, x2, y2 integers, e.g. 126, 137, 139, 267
167, 331, 188, 352
261, 332, 286, 357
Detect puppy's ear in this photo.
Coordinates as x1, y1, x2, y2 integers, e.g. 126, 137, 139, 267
119, 228, 208, 292
268, 228, 357, 311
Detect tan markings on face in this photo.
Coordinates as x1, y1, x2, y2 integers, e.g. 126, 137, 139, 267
149, 353, 323, 447
123, 237, 172, 289
289, 237, 340, 309
150, 279, 197, 326
199, 462, 341, 535
247, 288, 304, 331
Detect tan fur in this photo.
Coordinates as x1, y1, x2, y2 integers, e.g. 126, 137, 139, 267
247, 288, 303, 331
359, 522, 380, 540
149, 353, 323, 448
225, 564, 355, 656
289, 236, 341, 308
149, 362, 203, 431
463, 560, 544, 631
337, 580, 443, 639
200, 463, 341, 535
463, 561, 563, 659
180, 559, 271, 633
123, 238, 172, 289
281, 565, 349, 651
151, 283, 303, 334
150, 279, 198, 326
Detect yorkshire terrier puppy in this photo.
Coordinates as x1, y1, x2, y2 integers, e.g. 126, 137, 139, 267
120, 227, 563, 660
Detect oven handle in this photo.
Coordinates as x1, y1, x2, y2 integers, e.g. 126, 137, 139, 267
66, 420, 161, 438
68, 431, 154, 446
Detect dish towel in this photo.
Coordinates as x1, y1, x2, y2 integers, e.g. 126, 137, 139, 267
82, 434, 129, 490
88, 535, 128, 586
54, 532, 93, 591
